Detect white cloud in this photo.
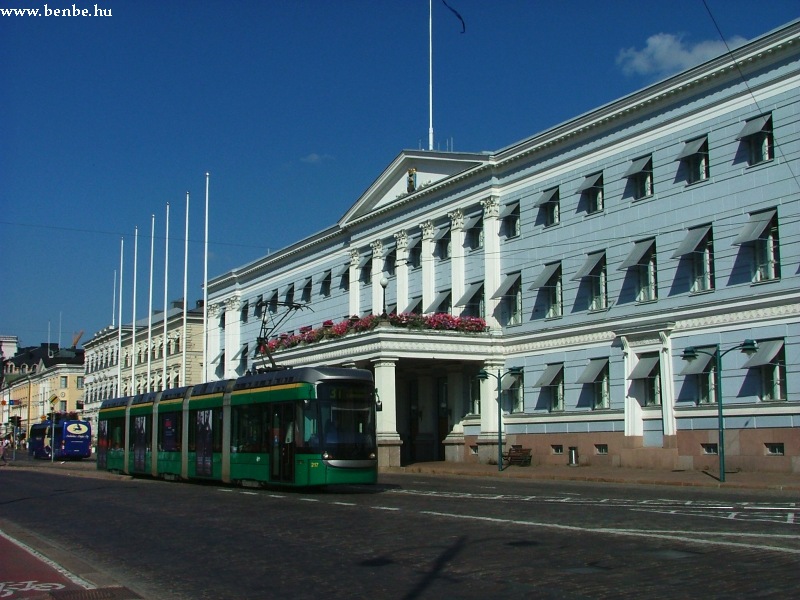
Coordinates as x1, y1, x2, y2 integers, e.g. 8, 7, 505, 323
616, 33, 748, 78
300, 152, 333, 164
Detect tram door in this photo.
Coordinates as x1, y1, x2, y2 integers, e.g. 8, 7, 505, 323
270, 403, 295, 483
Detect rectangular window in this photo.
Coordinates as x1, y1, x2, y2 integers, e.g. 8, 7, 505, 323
507, 279, 522, 326
765, 443, 784, 456
436, 231, 452, 260
754, 215, 780, 283
240, 300, 249, 323
701, 443, 718, 455
629, 353, 661, 406
577, 172, 604, 214
60, 376, 68, 388
320, 271, 332, 297
536, 187, 560, 227
738, 114, 773, 166
760, 345, 787, 402
535, 363, 564, 412
577, 358, 610, 410
76, 376, 84, 389
691, 229, 715, 292
384, 249, 397, 276
620, 239, 657, 302
300, 279, 312, 303
679, 137, 710, 184
466, 218, 484, 251
545, 267, 563, 319
625, 156, 654, 200
590, 258, 607, 311
595, 444, 609, 455
502, 203, 521, 238
502, 373, 524, 414
552, 444, 564, 455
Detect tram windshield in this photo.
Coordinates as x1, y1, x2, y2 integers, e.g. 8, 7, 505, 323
316, 381, 376, 457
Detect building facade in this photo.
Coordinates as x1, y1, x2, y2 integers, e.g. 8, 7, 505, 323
1, 342, 86, 440
206, 22, 799, 472
82, 301, 205, 438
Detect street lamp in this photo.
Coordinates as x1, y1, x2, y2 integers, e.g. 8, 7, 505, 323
681, 339, 758, 482
379, 277, 389, 317
478, 366, 524, 471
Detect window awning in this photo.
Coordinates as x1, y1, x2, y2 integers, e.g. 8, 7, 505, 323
529, 262, 561, 290
231, 343, 249, 360
336, 263, 350, 277
576, 172, 603, 193
675, 137, 707, 161
502, 373, 520, 390
500, 201, 520, 217
576, 358, 609, 384
358, 254, 371, 268
296, 276, 311, 290
732, 209, 776, 245
404, 296, 422, 313
671, 225, 711, 258
463, 215, 482, 230
490, 272, 521, 299
742, 339, 783, 368
282, 283, 294, 297
211, 349, 225, 364
433, 226, 451, 241
406, 235, 421, 250
627, 356, 660, 380
679, 350, 714, 375
254, 294, 264, 308
534, 363, 563, 387
456, 281, 483, 306
425, 290, 451, 314
619, 239, 655, 270
736, 114, 771, 140
265, 289, 278, 304
534, 187, 559, 208
317, 269, 332, 285
623, 156, 652, 178
572, 252, 605, 280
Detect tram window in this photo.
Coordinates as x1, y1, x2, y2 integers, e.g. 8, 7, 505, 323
108, 418, 124, 450
188, 408, 223, 453
231, 404, 268, 453
302, 401, 320, 449
129, 415, 151, 452
159, 411, 182, 452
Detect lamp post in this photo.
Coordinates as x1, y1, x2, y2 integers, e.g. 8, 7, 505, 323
379, 277, 389, 318
478, 366, 523, 471
681, 339, 758, 483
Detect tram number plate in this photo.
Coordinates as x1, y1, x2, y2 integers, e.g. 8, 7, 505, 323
310, 461, 320, 468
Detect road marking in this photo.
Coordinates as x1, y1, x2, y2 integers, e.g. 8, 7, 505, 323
372, 506, 400, 511
419, 511, 800, 555
0, 530, 95, 589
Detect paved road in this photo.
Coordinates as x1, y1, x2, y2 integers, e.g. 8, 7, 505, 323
1, 465, 798, 599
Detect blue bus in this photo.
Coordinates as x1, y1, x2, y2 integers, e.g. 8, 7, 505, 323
29, 418, 92, 460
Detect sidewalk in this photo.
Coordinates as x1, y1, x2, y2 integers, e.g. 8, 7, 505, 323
6, 454, 800, 492
380, 461, 800, 492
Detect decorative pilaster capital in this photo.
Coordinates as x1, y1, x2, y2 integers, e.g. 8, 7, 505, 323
448, 208, 465, 231
370, 239, 384, 258
349, 248, 361, 266
420, 220, 435, 240
481, 195, 500, 219
394, 230, 409, 251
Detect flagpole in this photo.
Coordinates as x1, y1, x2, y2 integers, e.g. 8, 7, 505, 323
146, 214, 155, 393
162, 202, 170, 391
131, 226, 138, 396
117, 237, 124, 398
112, 269, 117, 328
428, 0, 434, 151
203, 172, 209, 382
182, 192, 189, 387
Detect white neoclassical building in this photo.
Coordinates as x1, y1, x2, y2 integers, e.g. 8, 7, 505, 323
206, 21, 800, 472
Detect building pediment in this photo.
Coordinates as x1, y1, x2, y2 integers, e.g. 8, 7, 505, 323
340, 150, 488, 226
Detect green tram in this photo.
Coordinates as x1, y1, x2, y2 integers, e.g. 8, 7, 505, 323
97, 366, 378, 487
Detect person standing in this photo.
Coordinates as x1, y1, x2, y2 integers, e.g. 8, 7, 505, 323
0, 436, 10, 466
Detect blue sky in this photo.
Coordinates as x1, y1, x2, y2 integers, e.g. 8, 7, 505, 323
1, 0, 798, 349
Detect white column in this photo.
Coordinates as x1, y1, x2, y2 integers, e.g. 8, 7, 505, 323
449, 209, 466, 314
481, 196, 501, 329
394, 231, 410, 313
348, 248, 360, 317
659, 331, 677, 438
206, 303, 222, 382
373, 357, 402, 467
224, 297, 241, 379
420, 220, 436, 314
620, 336, 644, 438
371, 240, 384, 315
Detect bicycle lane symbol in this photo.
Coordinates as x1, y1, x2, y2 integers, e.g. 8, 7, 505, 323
0, 581, 65, 598
0, 530, 95, 597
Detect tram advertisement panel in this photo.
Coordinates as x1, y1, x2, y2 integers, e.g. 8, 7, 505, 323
162, 413, 178, 452
196, 409, 213, 476
134, 416, 147, 471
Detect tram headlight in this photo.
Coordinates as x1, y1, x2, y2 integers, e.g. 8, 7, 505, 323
369, 452, 376, 460
322, 451, 331, 460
